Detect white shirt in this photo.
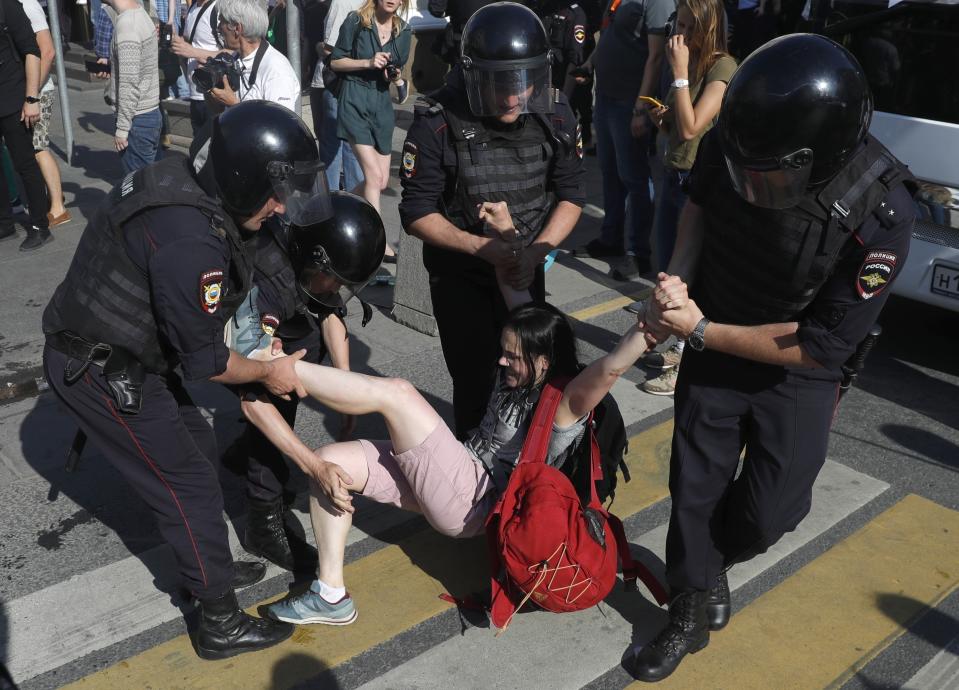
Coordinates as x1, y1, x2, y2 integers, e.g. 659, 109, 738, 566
237, 42, 300, 112
183, 0, 221, 101
18, 0, 55, 93
312, 0, 364, 88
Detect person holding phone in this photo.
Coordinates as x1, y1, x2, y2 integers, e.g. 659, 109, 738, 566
639, 0, 735, 396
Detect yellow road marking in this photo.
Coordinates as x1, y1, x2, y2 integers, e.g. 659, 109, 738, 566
568, 289, 652, 323
67, 422, 674, 689
626, 494, 959, 690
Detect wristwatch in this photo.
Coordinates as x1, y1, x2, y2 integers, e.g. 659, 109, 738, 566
688, 317, 710, 351
25, 96, 40, 104
671, 79, 690, 89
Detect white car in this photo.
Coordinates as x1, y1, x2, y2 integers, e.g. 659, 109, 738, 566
824, 0, 959, 310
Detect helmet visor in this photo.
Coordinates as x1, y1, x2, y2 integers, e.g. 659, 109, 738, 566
269, 159, 333, 226
296, 255, 378, 311
724, 148, 814, 210
462, 60, 554, 117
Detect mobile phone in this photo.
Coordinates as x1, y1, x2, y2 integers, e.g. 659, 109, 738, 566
638, 95, 666, 109
85, 59, 111, 74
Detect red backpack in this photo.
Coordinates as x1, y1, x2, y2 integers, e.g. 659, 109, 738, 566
485, 380, 668, 632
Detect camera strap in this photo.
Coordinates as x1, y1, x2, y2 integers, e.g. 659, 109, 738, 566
243, 39, 269, 89
186, 0, 214, 43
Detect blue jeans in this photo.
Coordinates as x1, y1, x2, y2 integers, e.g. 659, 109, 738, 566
120, 108, 162, 174
594, 94, 653, 259
654, 168, 689, 271
320, 89, 362, 191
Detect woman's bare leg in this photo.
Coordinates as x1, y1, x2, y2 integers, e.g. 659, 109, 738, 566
352, 143, 384, 213
293, 360, 441, 454
307, 441, 370, 588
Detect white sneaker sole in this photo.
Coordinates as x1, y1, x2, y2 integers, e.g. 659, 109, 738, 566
272, 608, 358, 626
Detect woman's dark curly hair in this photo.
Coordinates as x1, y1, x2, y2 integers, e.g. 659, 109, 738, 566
502, 302, 579, 396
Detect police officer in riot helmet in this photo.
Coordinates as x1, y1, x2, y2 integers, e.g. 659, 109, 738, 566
290, 191, 387, 316
41, 100, 331, 660
226, 191, 385, 574
399, 1, 586, 439
629, 35, 915, 681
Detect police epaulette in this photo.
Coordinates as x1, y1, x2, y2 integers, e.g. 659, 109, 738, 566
414, 96, 444, 117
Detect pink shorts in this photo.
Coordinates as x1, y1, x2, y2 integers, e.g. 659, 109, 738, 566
359, 421, 495, 538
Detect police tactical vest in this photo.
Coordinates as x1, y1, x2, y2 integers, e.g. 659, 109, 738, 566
43, 156, 253, 374
695, 137, 913, 326
252, 219, 301, 323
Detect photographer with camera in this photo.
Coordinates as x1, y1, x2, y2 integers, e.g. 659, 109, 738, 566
329, 0, 411, 214
171, 0, 223, 137
198, 0, 301, 113
101, 0, 161, 173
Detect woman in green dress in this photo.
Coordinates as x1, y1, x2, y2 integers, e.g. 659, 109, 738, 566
330, 0, 411, 215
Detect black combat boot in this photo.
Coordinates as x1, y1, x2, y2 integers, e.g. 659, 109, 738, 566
631, 590, 709, 682
245, 498, 318, 572
19, 225, 51, 251
232, 561, 267, 589
195, 589, 294, 660
706, 571, 731, 631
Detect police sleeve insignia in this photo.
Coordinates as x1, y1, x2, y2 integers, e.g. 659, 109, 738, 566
856, 251, 897, 299
575, 124, 584, 159
573, 25, 586, 43
401, 141, 418, 178
200, 269, 225, 314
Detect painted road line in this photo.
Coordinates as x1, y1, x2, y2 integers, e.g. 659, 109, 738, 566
62, 422, 674, 689
358, 459, 889, 690
624, 494, 959, 689
569, 288, 652, 323
904, 635, 959, 690
6, 499, 415, 683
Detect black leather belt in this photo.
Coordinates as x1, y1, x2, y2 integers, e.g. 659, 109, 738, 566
47, 331, 112, 383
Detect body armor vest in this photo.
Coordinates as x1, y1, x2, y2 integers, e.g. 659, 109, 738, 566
695, 137, 913, 325
43, 157, 253, 374
252, 219, 301, 323
418, 93, 568, 276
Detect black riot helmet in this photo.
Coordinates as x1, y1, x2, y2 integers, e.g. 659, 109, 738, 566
460, 2, 554, 118
289, 192, 386, 312
209, 100, 332, 224
719, 34, 873, 210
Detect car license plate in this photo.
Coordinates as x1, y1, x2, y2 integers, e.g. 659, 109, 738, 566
931, 263, 959, 299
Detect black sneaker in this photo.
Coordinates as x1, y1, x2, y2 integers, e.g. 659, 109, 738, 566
19, 226, 52, 251
572, 238, 624, 259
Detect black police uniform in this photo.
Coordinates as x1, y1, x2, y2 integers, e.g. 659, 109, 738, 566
399, 78, 586, 437
235, 219, 331, 505
427, 0, 508, 64
539, 0, 591, 98
665, 130, 915, 592
42, 157, 253, 600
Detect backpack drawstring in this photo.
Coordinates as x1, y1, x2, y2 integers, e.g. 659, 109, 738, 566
495, 561, 549, 636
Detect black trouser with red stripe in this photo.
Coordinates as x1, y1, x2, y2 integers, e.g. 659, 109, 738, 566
43, 344, 233, 600
665, 348, 839, 592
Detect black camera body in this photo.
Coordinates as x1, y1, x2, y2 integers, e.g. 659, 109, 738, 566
159, 24, 173, 49
193, 52, 242, 92
385, 61, 401, 82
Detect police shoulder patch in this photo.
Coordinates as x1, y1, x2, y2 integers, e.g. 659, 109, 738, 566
856, 250, 897, 300
575, 124, 584, 159
200, 269, 225, 314
573, 25, 586, 43
260, 313, 280, 336
401, 141, 418, 179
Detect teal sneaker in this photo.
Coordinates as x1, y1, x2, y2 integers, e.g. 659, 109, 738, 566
267, 584, 358, 626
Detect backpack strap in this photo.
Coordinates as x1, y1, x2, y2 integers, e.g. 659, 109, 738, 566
606, 513, 669, 605
516, 378, 570, 466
